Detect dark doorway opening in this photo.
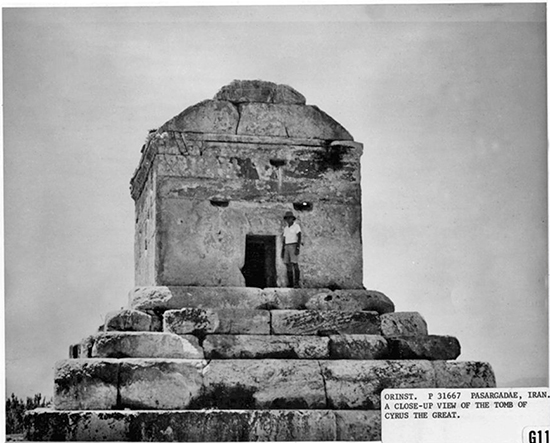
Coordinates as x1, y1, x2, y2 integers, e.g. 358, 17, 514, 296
242, 235, 277, 288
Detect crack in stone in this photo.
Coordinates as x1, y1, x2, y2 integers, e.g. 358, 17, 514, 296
115, 362, 122, 410
316, 360, 329, 409
178, 132, 189, 156
234, 104, 242, 135
268, 310, 274, 335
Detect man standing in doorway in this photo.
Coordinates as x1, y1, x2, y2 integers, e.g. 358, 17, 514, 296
281, 211, 302, 288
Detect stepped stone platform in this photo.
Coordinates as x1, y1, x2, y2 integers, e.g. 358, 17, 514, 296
26, 286, 496, 441
25, 81, 496, 441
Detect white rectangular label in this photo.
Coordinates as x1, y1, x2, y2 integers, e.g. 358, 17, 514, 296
382, 387, 550, 443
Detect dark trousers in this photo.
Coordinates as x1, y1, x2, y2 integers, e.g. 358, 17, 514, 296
286, 263, 300, 288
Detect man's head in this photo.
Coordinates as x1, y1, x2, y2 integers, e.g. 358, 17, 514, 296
283, 211, 296, 226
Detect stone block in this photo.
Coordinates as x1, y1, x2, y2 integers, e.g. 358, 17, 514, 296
214, 80, 307, 105
197, 359, 326, 409
155, 151, 243, 180
305, 289, 395, 314
335, 410, 381, 441
54, 359, 119, 410
237, 102, 288, 137
133, 409, 336, 442
380, 312, 428, 337
261, 288, 389, 310
25, 409, 132, 441
129, 286, 266, 312
130, 410, 336, 442
320, 360, 436, 409
103, 309, 152, 332
271, 310, 381, 335
203, 335, 330, 359
433, 361, 496, 388
25, 409, 338, 442
91, 332, 203, 359
288, 105, 354, 140
328, 335, 389, 359
164, 308, 270, 335
274, 83, 307, 105
129, 410, 254, 442
387, 335, 461, 360
25, 409, 71, 441
119, 359, 206, 409
237, 103, 353, 140
260, 288, 316, 309
130, 287, 394, 313
248, 410, 336, 441
159, 99, 239, 134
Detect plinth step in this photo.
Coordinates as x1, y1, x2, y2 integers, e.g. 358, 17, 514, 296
25, 409, 381, 441
54, 358, 496, 411
129, 286, 395, 314
71, 332, 460, 361
100, 306, 427, 338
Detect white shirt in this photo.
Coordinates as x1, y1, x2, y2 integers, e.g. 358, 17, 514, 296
283, 223, 301, 244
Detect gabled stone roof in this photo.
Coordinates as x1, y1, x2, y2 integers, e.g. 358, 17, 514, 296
158, 80, 353, 141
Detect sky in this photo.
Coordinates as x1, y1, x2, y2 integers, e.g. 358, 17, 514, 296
2, 3, 548, 399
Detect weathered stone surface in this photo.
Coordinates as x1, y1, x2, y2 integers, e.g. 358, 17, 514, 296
164, 308, 270, 335
131, 409, 337, 442
54, 359, 119, 410
129, 286, 266, 311
260, 288, 320, 309
304, 289, 395, 314
131, 286, 392, 312
25, 409, 340, 441
155, 151, 243, 181
197, 359, 326, 409
387, 335, 461, 360
25, 409, 130, 441
163, 308, 220, 335
159, 99, 239, 134
329, 335, 389, 359
119, 359, 206, 409
203, 335, 330, 359
335, 410, 381, 441
214, 80, 307, 105
248, 410, 336, 441
271, 310, 380, 335
91, 332, 204, 359
151, 142, 361, 186
152, 199, 363, 288
380, 312, 428, 337
320, 360, 436, 409
237, 103, 353, 140
237, 102, 288, 137
103, 309, 152, 332
274, 84, 307, 106
433, 361, 496, 388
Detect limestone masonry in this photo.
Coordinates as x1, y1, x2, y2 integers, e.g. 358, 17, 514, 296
25, 80, 496, 441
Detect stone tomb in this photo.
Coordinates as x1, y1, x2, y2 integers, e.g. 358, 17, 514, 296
25, 80, 496, 441
131, 80, 362, 289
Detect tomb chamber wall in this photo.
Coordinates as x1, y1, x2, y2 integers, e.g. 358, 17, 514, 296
132, 133, 364, 288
